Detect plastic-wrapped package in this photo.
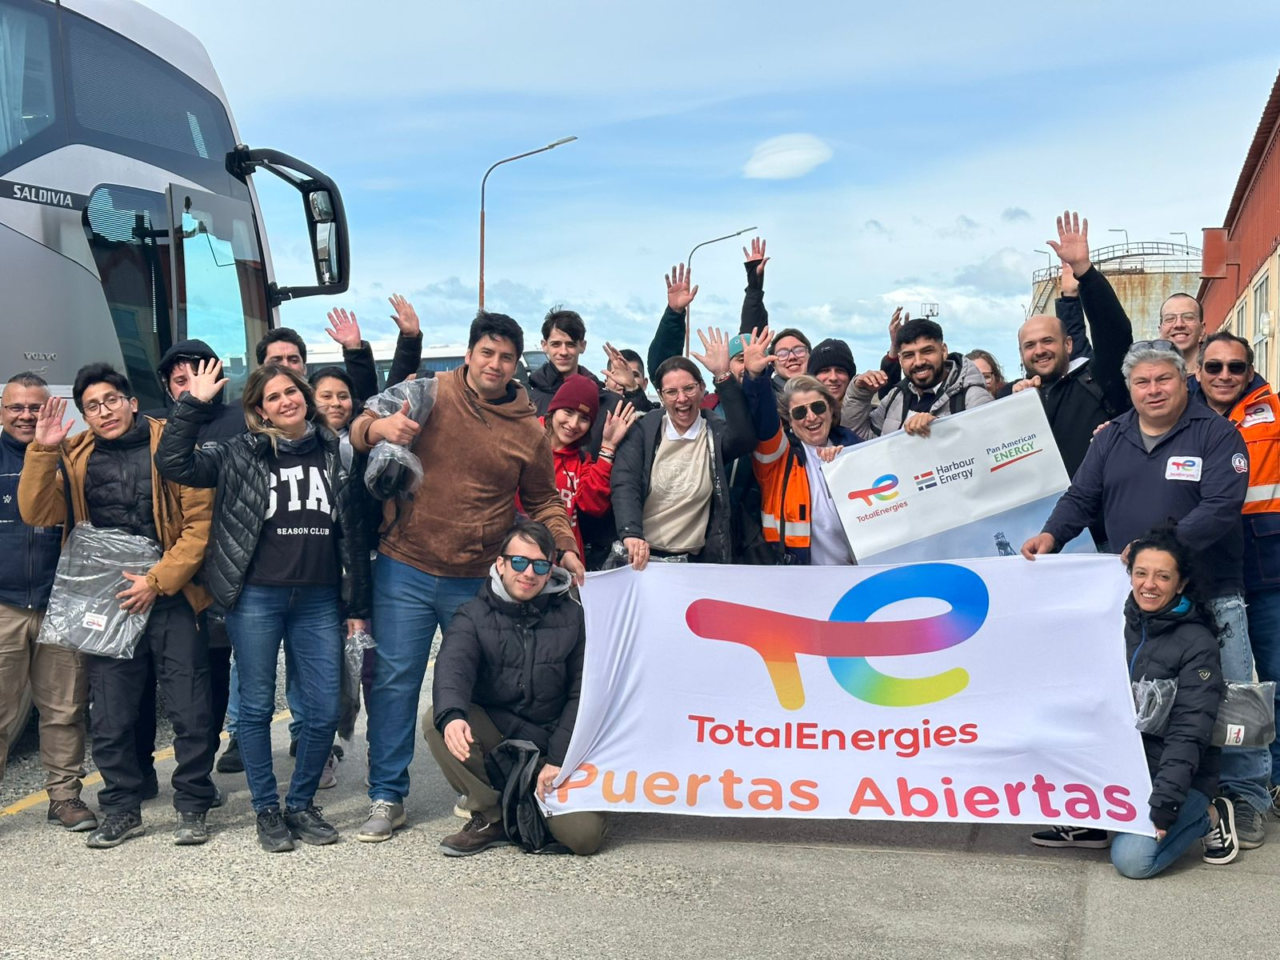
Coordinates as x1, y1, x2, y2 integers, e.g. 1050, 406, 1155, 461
602, 540, 690, 570
36, 524, 162, 659
338, 628, 376, 741
1212, 681, 1277, 747
363, 378, 438, 500
1132, 678, 1178, 734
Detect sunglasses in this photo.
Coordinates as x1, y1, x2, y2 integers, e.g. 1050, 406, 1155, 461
503, 555, 552, 575
1202, 359, 1249, 376
789, 399, 829, 420
1128, 339, 1178, 354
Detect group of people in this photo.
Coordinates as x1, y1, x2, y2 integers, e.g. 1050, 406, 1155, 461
0, 210, 1276, 876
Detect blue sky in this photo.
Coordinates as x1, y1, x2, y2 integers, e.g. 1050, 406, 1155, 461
143, 0, 1280, 377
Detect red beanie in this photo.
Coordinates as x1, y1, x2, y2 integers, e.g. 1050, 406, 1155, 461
546, 373, 600, 423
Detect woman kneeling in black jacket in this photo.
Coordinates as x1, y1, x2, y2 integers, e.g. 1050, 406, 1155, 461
1109, 527, 1239, 877
156, 361, 371, 853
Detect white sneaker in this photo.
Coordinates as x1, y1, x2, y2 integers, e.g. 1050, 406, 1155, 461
453, 795, 469, 819
317, 750, 339, 790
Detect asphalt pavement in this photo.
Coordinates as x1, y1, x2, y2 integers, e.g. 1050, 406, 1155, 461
3, 706, 1276, 960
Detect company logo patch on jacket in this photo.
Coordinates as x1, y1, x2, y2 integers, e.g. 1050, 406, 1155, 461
1242, 404, 1276, 428
1198, 668, 1212, 681
1165, 457, 1202, 481
1232, 453, 1249, 474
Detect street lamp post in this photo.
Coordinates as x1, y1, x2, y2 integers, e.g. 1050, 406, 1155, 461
683, 226, 757, 356
479, 136, 577, 309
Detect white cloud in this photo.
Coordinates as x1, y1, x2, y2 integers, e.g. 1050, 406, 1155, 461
743, 135, 834, 180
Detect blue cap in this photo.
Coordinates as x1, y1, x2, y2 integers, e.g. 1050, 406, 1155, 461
729, 332, 753, 359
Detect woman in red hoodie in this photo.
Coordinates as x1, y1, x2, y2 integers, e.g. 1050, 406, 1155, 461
542, 374, 636, 558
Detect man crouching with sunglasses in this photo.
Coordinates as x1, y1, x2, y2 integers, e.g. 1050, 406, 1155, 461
423, 520, 604, 857
1199, 331, 1280, 830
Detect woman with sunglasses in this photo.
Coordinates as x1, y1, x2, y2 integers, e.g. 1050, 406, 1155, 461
739, 328, 862, 564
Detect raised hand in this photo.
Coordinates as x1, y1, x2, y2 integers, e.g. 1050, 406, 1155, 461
743, 237, 770, 276
388, 294, 420, 337
601, 402, 638, 448
665, 263, 699, 313
34, 397, 74, 447
188, 359, 229, 403
854, 370, 889, 393
603, 342, 638, 392
371, 399, 421, 447
742, 326, 779, 377
325, 308, 363, 350
887, 308, 908, 359
1047, 210, 1092, 276
691, 328, 731, 380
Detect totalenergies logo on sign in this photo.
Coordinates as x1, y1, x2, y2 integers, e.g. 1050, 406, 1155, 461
686, 564, 989, 710
846, 473, 900, 506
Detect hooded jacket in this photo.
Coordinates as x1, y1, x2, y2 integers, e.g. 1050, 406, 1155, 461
152, 340, 247, 444
18, 418, 213, 612
843, 353, 993, 440
1123, 594, 1223, 830
153, 396, 371, 618
349, 367, 578, 577
432, 564, 583, 765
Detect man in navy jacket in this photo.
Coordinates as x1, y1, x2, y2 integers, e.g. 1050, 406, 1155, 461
1023, 344, 1271, 846
0, 372, 92, 831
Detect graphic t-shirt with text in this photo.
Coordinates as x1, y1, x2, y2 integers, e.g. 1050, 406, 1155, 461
246, 445, 339, 587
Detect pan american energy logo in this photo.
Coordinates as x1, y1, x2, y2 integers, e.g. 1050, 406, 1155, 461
685, 564, 989, 710
987, 433, 1043, 472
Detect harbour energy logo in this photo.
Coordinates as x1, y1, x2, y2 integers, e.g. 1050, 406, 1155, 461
847, 474, 899, 507
686, 564, 989, 710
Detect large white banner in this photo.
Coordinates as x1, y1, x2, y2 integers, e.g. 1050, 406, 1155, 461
822, 389, 1094, 564
546, 558, 1154, 836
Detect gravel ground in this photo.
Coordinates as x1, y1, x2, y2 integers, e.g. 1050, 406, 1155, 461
1, 651, 292, 809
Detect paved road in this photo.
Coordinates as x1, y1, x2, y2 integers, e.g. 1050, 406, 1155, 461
2, 710, 1275, 960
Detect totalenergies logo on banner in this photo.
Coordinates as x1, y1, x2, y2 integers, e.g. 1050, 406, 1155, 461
846, 473, 900, 506
686, 564, 989, 710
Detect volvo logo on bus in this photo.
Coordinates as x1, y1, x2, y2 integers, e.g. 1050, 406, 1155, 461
23, 352, 57, 362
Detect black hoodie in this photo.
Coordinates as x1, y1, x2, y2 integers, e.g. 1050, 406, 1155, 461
151, 339, 247, 444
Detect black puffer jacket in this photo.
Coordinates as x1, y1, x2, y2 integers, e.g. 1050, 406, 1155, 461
84, 421, 159, 541
1124, 594, 1224, 830
432, 568, 584, 765
153, 395, 371, 618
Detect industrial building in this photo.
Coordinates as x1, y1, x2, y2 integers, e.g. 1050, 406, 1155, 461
1199, 70, 1280, 385
1029, 242, 1203, 342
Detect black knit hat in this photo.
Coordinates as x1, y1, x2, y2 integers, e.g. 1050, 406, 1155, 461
806, 338, 856, 378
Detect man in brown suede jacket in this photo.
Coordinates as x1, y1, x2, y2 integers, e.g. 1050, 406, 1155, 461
348, 310, 582, 842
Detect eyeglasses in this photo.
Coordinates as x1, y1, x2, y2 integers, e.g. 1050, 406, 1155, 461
660, 384, 702, 400
82, 394, 128, 418
1127, 339, 1178, 355
503, 555, 552, 575
3, 404, 43, 415
776, 347, 809, 361
789, 399, 829, 420
1159, 312, 1200, 326
1202, 359, 1249, 376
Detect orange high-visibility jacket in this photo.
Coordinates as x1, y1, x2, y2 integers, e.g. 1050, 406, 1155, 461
1229, 383, 1280, 516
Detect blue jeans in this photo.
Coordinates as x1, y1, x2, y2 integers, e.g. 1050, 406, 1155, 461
226, 584, 341, 813
1244, 587, 1280, 783
1110, 789, 1211, 879
366, 555, 483, 803
225, 651, 306, 741
1207, 594, 1273, 813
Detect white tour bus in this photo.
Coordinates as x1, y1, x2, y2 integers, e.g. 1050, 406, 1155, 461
1, 0, 351, 748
